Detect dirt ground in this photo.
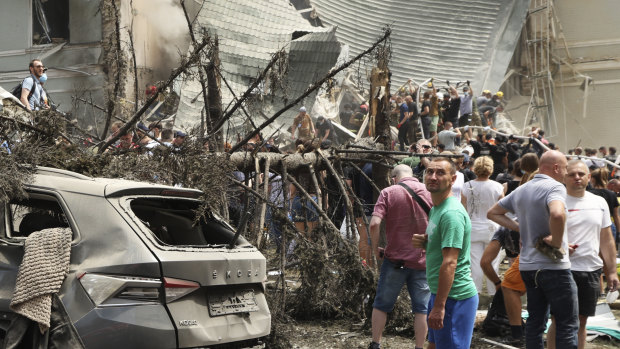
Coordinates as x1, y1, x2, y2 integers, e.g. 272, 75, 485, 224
280, 317, 620, 348
268, 251, 620, 348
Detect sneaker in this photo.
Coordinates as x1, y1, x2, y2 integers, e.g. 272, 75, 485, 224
368, 342, 380, 349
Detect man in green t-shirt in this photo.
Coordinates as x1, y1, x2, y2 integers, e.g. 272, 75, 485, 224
413, 157, 478, 349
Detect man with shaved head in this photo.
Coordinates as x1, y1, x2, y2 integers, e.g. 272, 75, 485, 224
488, 150, 578, 348
546, 160, 619, 349
368, 164, 432, 349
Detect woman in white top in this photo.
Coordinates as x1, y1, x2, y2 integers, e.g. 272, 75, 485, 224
461, 156, 504, 295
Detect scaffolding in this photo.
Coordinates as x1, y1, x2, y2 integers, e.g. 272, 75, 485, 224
522, 0, 558, 136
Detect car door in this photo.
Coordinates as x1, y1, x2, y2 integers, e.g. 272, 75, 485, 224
0, 191, 74, 340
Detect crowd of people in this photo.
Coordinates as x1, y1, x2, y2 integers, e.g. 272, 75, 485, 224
278, 88, 620, 349
10, 58, 620, 349
365, 143, 619, 348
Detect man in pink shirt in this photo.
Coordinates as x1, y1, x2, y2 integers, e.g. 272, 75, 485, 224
368, 164, 433, 349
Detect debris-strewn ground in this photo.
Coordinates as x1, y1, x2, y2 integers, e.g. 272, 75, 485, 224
267, 257, 620, 349
281, 317, 620, 348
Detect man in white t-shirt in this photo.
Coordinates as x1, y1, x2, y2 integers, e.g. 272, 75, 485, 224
548, 160, 619, 349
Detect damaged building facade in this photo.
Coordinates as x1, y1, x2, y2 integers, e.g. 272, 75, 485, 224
0, 0, 191, 132
0, 0, 106, 127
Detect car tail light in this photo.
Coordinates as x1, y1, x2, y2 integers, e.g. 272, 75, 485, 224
117, 287, 160, 302
163, 277, 200, 303
79, 273, 161, 306
78, 273, 201, 306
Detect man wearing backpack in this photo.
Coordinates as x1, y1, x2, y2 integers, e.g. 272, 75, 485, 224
20, 59, 48, 111
368, 164, 432, 349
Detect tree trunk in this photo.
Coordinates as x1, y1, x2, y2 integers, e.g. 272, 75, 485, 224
206, 37, 224, 151
369, 67, 392, 192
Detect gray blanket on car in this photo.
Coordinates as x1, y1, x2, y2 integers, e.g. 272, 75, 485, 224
10, 227, 72, 334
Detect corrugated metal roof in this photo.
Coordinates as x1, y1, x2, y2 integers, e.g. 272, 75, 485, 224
310, 0, 529, 93
176, 0, 341, 135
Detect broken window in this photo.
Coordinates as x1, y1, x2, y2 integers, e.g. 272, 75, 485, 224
32, 0, 69, 45
129, 198, 247, 247
4, 193, 71, 239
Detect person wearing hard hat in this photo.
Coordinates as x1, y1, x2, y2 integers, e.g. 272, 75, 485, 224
488, 91, 504, 107
477, 89, 492, 108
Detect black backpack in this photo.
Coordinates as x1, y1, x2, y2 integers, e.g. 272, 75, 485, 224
11, 77, 35, 103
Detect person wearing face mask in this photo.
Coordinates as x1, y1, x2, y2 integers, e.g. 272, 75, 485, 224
20, 59, 49, 111
38, 73, 50, 108
315, 115, 339, 145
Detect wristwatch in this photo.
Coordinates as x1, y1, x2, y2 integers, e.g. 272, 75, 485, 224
494, 280, 502, 286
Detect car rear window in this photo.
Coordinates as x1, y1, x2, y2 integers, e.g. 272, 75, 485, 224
129, 198, 247, 247
3, 193, 72, 239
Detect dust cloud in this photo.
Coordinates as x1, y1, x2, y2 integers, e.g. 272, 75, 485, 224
130, 0, 192, 81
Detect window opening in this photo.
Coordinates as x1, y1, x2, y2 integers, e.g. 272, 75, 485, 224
6, 195, 70, 238
32, 0, 69, 45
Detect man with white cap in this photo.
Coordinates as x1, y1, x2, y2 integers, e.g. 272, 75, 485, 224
291, 106, 315, 141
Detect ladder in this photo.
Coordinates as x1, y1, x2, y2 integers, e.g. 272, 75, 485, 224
522, 0, 558, 136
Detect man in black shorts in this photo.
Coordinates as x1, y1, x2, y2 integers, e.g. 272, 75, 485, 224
547, 160, 619, 349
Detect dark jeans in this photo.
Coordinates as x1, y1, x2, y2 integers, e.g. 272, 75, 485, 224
408, 117, 420, 144
398, 120, 409, 151
421, 116, 431, 139
458, 113, 471, 127
520, 269, 578, 349
265, 206, 283, 250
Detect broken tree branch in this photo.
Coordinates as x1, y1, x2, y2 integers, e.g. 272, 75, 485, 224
338, 157, 393, 167
102, 0, 123, 139
308, 164, 322, 209
97, 37, 211, 153
336, 149, 465, 157
0, 114, 73, 145
280, 160, 288, 313
286, 173, 340, 234
210, 49, 286, 135
347, 161, 381, 195
317, 150, 354, 238
129, 0, 139, 113
228, 175, 299, 234
181, 0, 211, 138
229, 28, 392, 153
257, 157, 270, 249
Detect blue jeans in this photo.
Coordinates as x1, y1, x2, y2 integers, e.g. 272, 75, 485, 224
427, 293, 478, 349
373, 258, 430, 314
520, 269, 578, 349
291, 195, 318, 222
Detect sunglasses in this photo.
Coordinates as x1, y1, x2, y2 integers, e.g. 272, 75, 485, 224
422, 145, 432, 149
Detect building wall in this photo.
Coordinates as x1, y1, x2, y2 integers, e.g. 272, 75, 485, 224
550, 0, 620, 151
0, 0, 106, 130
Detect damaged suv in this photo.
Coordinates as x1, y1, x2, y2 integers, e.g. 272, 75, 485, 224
0, 167, 270, 348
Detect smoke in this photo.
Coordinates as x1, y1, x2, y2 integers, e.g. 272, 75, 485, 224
130, 0, 191, 81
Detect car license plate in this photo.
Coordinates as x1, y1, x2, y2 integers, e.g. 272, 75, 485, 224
208, 290, 259, 316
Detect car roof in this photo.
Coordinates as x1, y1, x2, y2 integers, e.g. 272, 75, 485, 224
30, 166, 202, 198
